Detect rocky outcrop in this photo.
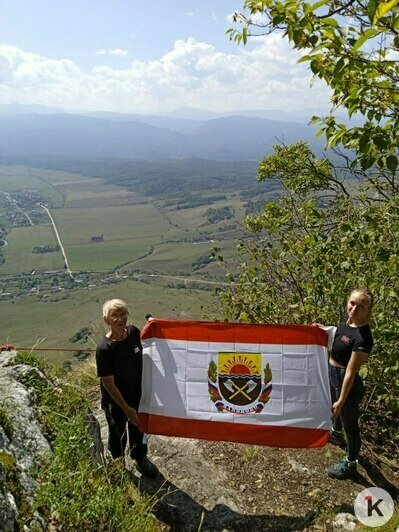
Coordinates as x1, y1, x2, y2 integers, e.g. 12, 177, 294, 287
0, 350, 105, 531
0, 350, 51, 531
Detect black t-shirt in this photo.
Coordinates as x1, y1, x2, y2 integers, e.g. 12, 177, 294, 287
96, 325, 143, 410
331, 315, 373, 368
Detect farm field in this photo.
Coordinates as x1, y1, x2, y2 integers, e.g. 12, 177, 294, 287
52, 203, 171, 270
0, 279, 216, 364
53, 204, 169, 245
166, 196, 245, 231
66, 240, 153, 271
64, 189, 141, 208
54, 178, 142, 208
130, 239, 237, 274
156, 198, 247, 246
0, 169, 64, 207
0, 165, 250, 275
0, 169, 171, 273
0, 225, 63, 274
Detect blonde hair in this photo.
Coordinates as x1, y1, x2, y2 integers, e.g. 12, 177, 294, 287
349, 287, 374, 310
102, 299, 129, 321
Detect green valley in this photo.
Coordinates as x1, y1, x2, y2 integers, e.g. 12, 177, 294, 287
0, 160, 277, 361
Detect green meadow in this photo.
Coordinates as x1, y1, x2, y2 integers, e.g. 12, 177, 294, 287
64, 189, 140, 208
0, 225, 63, 274
166, 196, 245, 230
132, 239, 237, 274
67, 240, 152, 271
53, 204, 168, 244
52, 203, 170, 270
0, 279, 216, 364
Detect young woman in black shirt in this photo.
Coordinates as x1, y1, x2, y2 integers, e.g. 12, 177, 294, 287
327, 288, 374, 479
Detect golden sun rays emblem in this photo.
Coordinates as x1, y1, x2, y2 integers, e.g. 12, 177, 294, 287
208, 352, 272, 414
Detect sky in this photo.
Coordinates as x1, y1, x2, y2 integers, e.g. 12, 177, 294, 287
0, 0, 332, 114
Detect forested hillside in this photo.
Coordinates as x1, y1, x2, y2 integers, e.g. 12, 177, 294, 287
0, 112, 323, 160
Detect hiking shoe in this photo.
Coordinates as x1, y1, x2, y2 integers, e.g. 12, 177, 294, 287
135, 456, 158, 478
328, 458, 357, 479
329, 430, 346, 446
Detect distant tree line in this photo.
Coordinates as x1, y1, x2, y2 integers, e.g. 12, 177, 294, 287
205, 206, 234, 224
244, 199, 266, 215
0, 157, 279, 200
90, 235, 104, 242
32, 245, 60, 254
69, 326, 93, 344
162, 194, 228, 210
192, 254, 215, 271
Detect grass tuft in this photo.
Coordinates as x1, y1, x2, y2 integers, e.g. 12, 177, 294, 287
0, 404, 13, 439
69, 355, 100, 403
14, 350, 51, 372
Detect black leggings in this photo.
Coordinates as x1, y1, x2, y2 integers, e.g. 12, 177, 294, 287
104, 403, 147, 460
329, 365, 365, 461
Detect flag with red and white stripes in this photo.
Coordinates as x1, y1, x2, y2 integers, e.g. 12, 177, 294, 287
140, 319, 332, 448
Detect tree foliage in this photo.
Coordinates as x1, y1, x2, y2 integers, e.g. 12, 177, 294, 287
219, 0, 399, 420
218, 143, 399, 416
227, 0, 399, 173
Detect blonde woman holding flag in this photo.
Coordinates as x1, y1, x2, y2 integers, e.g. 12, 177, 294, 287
325, 288, 374, 479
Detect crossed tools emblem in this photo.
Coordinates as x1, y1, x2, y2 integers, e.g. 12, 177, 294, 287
224, 378, 257, 400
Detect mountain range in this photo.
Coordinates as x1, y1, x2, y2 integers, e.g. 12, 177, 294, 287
0, 105, 326, 161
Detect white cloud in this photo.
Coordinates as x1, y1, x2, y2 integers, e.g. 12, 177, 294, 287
0, 37, 331, 113
247, 11, 268, 26
96, 48, 129, 57
226, 8, 267, 24
387, 49, 399, 61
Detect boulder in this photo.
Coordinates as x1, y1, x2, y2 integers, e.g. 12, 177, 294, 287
0, 351, 51, 531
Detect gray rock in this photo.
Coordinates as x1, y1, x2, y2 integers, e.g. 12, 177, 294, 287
332, 512, 357, 530
0, 350, 18, 368
0, 489, 18, 532
84, 410, 105, 466
0, 349, 104, 531
288, 457, 312, 474
0, 350, 51, 530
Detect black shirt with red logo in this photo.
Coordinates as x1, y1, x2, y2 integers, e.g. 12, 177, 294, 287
331, 315, 373, 368
96, 325, 143, 410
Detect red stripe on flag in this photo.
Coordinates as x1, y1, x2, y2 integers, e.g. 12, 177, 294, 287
141, 319, 328, 346
139, 413, 329, 448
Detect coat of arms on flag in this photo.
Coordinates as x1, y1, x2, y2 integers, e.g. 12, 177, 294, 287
208, 353, 272, 414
